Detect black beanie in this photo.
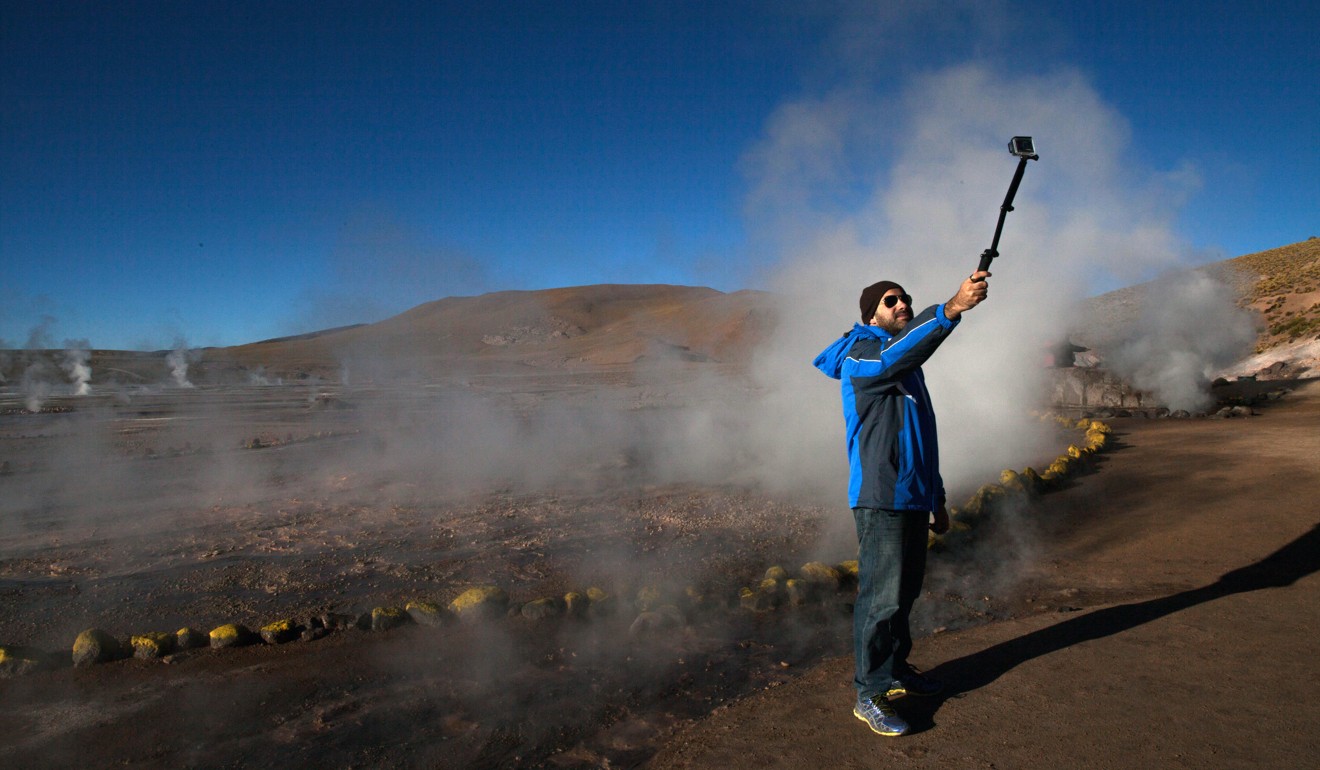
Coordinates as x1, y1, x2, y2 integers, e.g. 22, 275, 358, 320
859, 280, 905, 323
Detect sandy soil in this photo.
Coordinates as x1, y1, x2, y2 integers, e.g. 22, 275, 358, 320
2, 379, 1317, 768
650, 379, 1320, 770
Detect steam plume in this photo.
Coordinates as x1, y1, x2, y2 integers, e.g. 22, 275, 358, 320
741, 64, 1214, 491
20, 360, 54, 412
61, 338, 92, 396
167, 338, 195, 388
1093, 271, 1258, 411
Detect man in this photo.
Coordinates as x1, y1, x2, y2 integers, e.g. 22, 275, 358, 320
812, 271, 990, 736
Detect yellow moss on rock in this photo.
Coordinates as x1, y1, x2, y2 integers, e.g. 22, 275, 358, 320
209, 624, 253, 649
1, 644, 55, 676
73, 628, 125, 666
764, 565, 789, 582
405, 600, 449, 627
585, 586, 616, 618
999, 469, 1028, 494
260, 618, 300, 644
371, 606, 410, 631
521, 597, 562, 620
131, 632, 177, 659
448, 585, 509, 620
785, 578, 813, 605
176, 627, 208, 650
837, 560, 859, 578
798, 561, 841, 587
563, 591, 587, 618
1047, 456, 1075, 476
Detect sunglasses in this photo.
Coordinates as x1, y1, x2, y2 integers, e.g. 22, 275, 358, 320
881, 293, 912, 308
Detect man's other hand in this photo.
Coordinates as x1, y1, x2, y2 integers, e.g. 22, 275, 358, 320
944, 271, 991, 320
930, 505, 951, 535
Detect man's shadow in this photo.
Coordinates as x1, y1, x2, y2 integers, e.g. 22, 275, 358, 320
905, 521, 1320, 731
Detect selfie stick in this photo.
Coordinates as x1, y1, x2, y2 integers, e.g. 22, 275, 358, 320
977, 136, 1039, 275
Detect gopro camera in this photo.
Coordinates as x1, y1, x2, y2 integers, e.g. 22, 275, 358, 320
1008, 136, 1038, 159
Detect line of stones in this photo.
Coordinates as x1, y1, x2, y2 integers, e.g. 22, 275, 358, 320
0, 418, 1110, 678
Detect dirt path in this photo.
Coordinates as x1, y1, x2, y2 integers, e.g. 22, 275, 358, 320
649, 381, 1320, 770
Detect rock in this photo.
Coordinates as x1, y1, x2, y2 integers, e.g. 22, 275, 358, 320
562, 592, 587, 619
259, 619, 302, 644
405, 601, 450, 627
963, 482, 1009, 516
999, 469, 1028, 494
1171, 409, 1191, 419
680, 584, 717, 614
370, 606, 410, 631
741, 580, 781, 612
72, 628, 126, 666
175, 627, 208, 650
319, 612, 359, 631
1020, 466, 1045, 492
798, 561, 842, 589
208, 624, 255, 649
785, 578, 814, 606
586, 587, 616, 619
738, 586, 758, 611
836, 560, 859, 580
300, 627, 328, 643
1211, 407, 1232, 419
448, 586, 509, 622
763, 565, 789, 582
1, 645, 57, 677
520, 597, 563, 621
131, 631, 177, 659
1229, 405, 1254, 417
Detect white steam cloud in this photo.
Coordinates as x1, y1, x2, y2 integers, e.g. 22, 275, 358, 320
61, 339, 92, 396
167, 338, 195, 388
20, 360, 54, 413
1094, 272, 1258, 411
740, 64, 1214, 494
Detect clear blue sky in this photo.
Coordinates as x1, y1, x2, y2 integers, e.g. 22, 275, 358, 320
3, 1, 1316, 350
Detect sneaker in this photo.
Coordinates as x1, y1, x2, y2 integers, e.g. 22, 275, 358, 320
887, 667, 943, 698
853, 693, 909, 736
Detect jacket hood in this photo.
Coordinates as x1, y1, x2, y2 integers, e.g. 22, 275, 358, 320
813, 323, 888, 380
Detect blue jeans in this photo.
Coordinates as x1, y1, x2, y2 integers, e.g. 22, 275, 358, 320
852, 507, 929, 699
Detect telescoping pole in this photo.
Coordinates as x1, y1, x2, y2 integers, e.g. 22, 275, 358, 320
977, 137, 1039, 275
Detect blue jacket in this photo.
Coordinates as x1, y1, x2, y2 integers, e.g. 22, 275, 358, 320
813, 304, 959, 511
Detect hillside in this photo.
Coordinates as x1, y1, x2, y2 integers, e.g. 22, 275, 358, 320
1230, 238, 1320, 350
1075, 237, 1320, 357
206, 284, 774, 383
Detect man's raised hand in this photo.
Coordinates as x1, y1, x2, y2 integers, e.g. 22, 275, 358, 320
944, 271, 991, 320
